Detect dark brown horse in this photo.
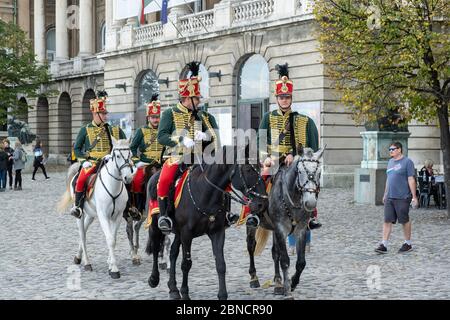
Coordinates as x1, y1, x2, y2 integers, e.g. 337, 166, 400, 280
146, 145, 268, 300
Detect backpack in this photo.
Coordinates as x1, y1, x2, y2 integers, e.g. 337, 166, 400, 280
21, 149, 28, 163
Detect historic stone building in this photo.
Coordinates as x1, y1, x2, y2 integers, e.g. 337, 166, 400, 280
0, 0, 443, 187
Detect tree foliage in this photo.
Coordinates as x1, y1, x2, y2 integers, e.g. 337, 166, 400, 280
314, 0, 449, 124
0, 19, 50, 124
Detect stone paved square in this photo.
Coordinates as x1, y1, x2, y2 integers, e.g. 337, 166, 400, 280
1, 170, 449, 300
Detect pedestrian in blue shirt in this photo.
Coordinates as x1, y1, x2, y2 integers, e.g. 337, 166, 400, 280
375, 141, 418, 254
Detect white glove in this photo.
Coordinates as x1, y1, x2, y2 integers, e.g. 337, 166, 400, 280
194, 130, 209, 142
82, 161, 93, 169
136, 161, 147, 169
182, 137, 195, 149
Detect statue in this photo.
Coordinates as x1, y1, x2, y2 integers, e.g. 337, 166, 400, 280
7, 117, 36, 145
365, 108, 408, 132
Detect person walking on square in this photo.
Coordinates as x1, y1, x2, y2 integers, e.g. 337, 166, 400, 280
12, 140, 25, 190
32, 140, 49, 180
375, 141, 418, 254
0, 144, 8, 192
3, 139, 14, 190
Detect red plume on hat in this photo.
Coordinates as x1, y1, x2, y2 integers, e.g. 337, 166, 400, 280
179, 61, 202, 98
90, 90, 108, 113
275, 63, 293, 96
147, 94, 161, 117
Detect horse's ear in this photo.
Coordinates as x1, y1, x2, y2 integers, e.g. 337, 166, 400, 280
111, 136, 118, 147
297, 143, 304, 157
314, 145, 326, 161
126, 137, 131, 145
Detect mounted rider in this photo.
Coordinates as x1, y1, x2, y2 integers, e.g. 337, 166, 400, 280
70, 91, 126, 219
156, 61, 237, 233
252, 63, 321, 229
128, 94, 164, 219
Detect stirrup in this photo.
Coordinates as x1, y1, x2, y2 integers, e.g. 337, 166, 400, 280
70, 207, 83, 219
226, 212, 239, 226
246, 214, 260, 228
158, 216, 173, 234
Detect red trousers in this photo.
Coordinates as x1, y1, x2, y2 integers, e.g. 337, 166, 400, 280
131, 167, 145, 193
75, 163, 97, 193
157, 159, 179, 198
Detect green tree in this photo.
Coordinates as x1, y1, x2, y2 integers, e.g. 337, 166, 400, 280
315, 0, 450, 215
0, 19, 50, 125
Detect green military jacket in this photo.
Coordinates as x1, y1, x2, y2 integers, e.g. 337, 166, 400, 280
74, 121, 126, 163
259, 108, 319, 158
130, 125, 164, 164
157, 103, 220, 159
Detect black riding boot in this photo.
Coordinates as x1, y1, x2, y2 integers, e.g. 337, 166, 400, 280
125, 184, 141, 221
157, 197, 173, 234
246, 213, 260, 229
70, 192, 85, 219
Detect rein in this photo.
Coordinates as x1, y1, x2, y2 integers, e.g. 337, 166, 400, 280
99, 147, 133, 217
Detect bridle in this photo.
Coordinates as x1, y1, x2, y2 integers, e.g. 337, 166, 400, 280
296, 158, 321, 197
187, 161, 267, 219
99, 146, 134, 217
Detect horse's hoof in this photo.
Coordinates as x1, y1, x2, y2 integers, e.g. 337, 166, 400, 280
109, 271, 121, 279
132, 258, 141, 266
84, 264, 93, 272
159, 262, 167, 270
148, 275, 160, 288
181, 294, 191, 300
250, 279, 260, 288
274, 286, 285, 295
74, 256, 82, 265
169, 291, 181, 300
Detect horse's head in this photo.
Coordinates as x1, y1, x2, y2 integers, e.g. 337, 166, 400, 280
230, 144, 269, 214
296, 146, 325, 212
110, 137, 134, 184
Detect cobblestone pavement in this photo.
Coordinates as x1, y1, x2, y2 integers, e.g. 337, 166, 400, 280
1, 171, 449, 300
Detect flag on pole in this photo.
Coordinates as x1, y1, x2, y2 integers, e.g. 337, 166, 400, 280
161, 0, 169, 25
139, 0, 154, 26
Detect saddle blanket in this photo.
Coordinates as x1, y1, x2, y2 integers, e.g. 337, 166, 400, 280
144, 170, 190, 230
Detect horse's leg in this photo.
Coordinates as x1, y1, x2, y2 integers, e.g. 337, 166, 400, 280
272, 233, 283, 295
180, 232, 193, 300
291, 227, 307, 292
133, 219, 144, 265
148, 224, 162, 288
168, 234, 181, 300
274, 229, 292, 299
126, 217, 138, 264
159, 235, 170, 270
210, 230, 228, 300
98, 213, 120, 279
77, 214, 94, 271
246, 226, 260, 288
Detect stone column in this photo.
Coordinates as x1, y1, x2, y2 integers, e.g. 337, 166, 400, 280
79, 0, 93, 56
105, 0, 125, 51
214, 0, 234, 30
18, 0, 30, 37
55, 0, 69, 60
274, 0, 297, 19
33, 0, 45, 63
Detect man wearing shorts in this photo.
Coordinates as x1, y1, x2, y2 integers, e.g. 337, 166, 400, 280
375, 141, 418, 254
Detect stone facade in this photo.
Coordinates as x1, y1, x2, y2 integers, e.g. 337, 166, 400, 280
2, 0, 443, 187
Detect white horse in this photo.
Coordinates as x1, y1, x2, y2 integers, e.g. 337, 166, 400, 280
58, 138, 135, 279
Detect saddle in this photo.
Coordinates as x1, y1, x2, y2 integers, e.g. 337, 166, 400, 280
71, 171, 98, 200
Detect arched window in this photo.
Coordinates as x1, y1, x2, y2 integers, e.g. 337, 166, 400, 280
136, 70, 160, 127
237, 54, 270, 130
100, 22, 106, 52
239, 54, 270, 100
180, 63, 210, 103
46, 28, 56, 62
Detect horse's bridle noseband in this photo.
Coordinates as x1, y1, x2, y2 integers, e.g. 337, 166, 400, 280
230, 162, 268, 201
105, 147, 134, 181
296, 159, 321, 197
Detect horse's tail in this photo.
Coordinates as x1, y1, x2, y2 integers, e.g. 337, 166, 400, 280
56, 163, 79, 214
254, 227, 271, 256
145, 227, 165, 256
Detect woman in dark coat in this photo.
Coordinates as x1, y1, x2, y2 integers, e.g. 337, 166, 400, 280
32, 140, 49, 181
